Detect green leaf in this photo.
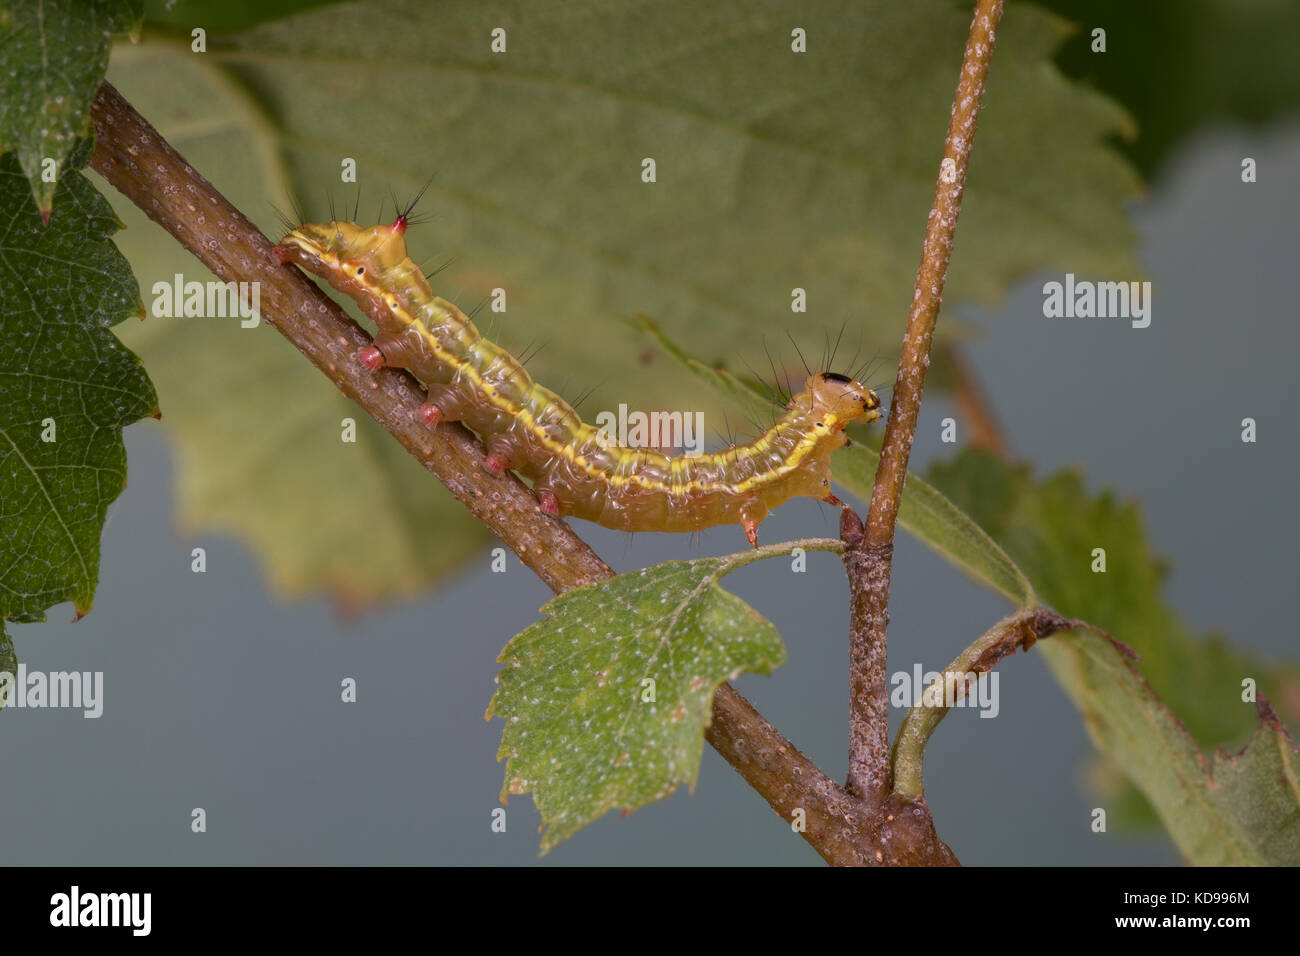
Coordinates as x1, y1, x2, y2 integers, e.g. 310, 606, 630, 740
0, 0, 141, 215
1052, 628, 1300, 865
143, 0, 342, 34
488, 554, 788, 852
927, 450, 1300, 862
0, 149, 157, 625
0, 623, 14, 711
639, 316, 1036, 605
1210, 704, 1300, 862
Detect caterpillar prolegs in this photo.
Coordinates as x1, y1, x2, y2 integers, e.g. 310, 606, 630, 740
273, 213, 883, 547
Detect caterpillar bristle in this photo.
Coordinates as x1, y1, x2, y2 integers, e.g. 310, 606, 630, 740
516, 338, 550, 369
422, 254, 458, 282
715, 412, 735, 449
400, 174, 436, 221
274, 192, 309, 233
395, 210, 434, 230
844, 332, 867, 386
822, 321, 848, 377
739, 355, 786, 411
853, 352, 883, 382
270, 203, 299, 237
722, 411, 747, 443
570, 378, 607, 411
786, 332, 812, 379
761, 340, 794, 407
389, 175, 437, 233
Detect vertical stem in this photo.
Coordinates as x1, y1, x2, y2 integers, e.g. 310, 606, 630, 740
842, 509, 893, 800
865, 0, 1004, 549
844, 0, 1005, 802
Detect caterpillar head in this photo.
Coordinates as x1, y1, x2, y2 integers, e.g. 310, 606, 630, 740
804, 372, 882, 429
273, 217, 411, 275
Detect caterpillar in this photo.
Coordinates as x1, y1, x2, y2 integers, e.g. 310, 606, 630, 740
273, 210, 882, 547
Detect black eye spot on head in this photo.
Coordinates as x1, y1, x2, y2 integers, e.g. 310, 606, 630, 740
822, 372, 852, 383
356, 266, 365, 275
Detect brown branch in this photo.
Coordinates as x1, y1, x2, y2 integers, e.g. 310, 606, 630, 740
892, 608, 1080, 800
842, 0, 1005, 807
87, 80, 875, 863
707, 683, 957, 866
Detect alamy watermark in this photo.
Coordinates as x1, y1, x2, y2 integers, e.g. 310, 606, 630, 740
0, 666, 103, 718
891, 665, 999, 718
593, 404, 705, 457
1042, 273, 1151, 328
151, 274, 261, 327
50, 886, 150, 936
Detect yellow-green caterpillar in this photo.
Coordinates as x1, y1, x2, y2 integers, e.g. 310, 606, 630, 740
274, 211, 881, 546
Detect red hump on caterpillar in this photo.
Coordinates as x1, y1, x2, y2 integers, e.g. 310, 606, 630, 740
275, 215, 883, 546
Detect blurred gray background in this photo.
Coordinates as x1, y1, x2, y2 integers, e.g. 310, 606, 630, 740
3, 121, 1297, 866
